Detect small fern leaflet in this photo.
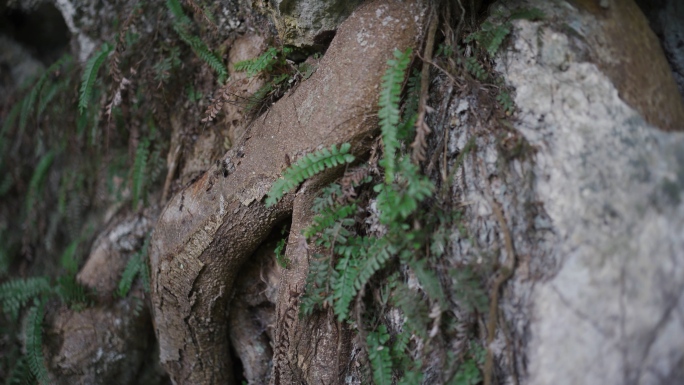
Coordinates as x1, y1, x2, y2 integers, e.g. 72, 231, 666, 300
367, 324, 392, 385
79, 43, 112, 114
25, 300, 50, 385
378, 48, 412, 183
265, 143, 355, 207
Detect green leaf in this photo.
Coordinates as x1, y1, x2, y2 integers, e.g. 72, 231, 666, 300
79, 43, 112, 114
265, 143, 355, 207
367, 325, 392, 385
378, 48, 412, 183
0, 278, 51, 321
25, 299, 50, 385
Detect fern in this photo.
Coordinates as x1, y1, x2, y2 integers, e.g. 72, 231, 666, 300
59, 239, 80, 275
398, 366, 424, 385
463, 56, 487, 81
451, 356, 482, 385
367, 324, 392, 385
117, 253, 142, 298
5, 353, 31, 385
0, 278, 51, 321
510, 7, 545, 21
303, 204, 356, 239
496, 90, 514, 114
392, 281, 430, 339
299, 253, 332, 317
234, 47, 281, 77
117, 235, 151, 297
274, 238, 289, 269
378, 48, 412, 183
24, 300, 50, 385
20, 54, 72, 129
409, 259, 446, 308
79, 42, 112, 114
25, 150, 56, 219
1, 101, 21, 140
311, 183, 343, 213
167, 0, 227, 82
375, 158, 434, 224
131, 137, 149, 210
265, 143, 355, 207
55, 275, 88, 309
465, 21, 510, 57
450, 267, 488, 314
331, 253, 359, 321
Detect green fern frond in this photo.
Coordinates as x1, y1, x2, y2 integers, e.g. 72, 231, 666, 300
168, 0, 227, 82
299, 253, 332, 317
510, 7, 545, 21
166, 0, 192, 25
378, 48, 412, 183
5, 353, 31, 385
463, 56, 487, 81
449, 267, 488, 314
37, 77, 68, 117
333, 236, 371, 259
117, 253, 142, 298
398, 69, 421, 140
55, 275, 88, 309
25, 150, 56, 216
367, 324, 392, 385
496, 90, 514, 114
0, 277, 51, 321
20, 54, 71, 128
398, 370, 424, 385
375, 159, 433, 224
117, 235, 151, 297
331, 253, 359, 321
354, 237, 394, 292
24, 300, 50, 385
329, 236, 394, 321
234, 46, 293, 78
1, 100, 21, 139
274, 238, 289, 269
265, 143, 355, 207
131, 137, 149, 210
20, 84, 39, 133
79, 43, 112, 114
409, 259, 446, 308
244, 81, 274, 115
234, 47, 280, 77
59, 239, 80, 275
311, 183, 343, 213
452, 355, 482, 385
392, 281, 430, 339
303, 204, 356, 239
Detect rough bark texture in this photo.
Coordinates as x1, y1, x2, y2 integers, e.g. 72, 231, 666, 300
149, 1, 426, 383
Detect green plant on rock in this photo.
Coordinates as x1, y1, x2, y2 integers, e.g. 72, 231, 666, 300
79, 43, 113, 114
167, 0, 227, 83
265, 143, 355, 207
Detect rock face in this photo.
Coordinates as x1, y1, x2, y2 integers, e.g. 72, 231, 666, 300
497, 1, 684, 383
257, 0, 364, 47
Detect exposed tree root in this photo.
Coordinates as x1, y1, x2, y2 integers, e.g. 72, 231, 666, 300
148, 1, 427, 384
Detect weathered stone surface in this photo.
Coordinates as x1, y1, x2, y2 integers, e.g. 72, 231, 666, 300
497, 1, 684, 383
256, 0, 364, 47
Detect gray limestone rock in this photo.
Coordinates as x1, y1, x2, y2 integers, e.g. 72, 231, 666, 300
257, 0, 364, 47
497, 3, 684, 384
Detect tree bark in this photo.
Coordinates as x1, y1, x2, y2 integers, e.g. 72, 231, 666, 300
148, 1, 426, 383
